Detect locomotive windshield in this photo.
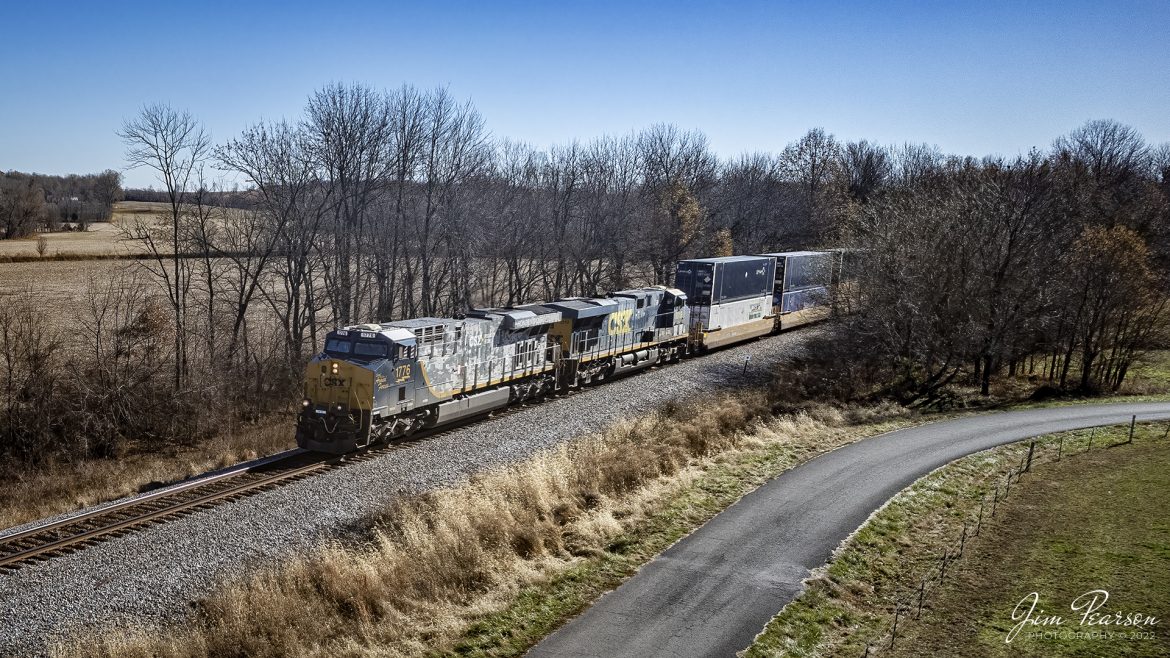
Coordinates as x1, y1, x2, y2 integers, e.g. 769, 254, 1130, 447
324, 338, 352, 355
324, 337, 389, 360
353, 342, 388, 359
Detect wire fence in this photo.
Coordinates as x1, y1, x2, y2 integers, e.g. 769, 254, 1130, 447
859, 415, 1164, 657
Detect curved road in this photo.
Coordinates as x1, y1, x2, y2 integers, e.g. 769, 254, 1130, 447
529, 402, 1170, 658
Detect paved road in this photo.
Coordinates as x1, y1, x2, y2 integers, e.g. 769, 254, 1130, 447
529, 402, 1170, 658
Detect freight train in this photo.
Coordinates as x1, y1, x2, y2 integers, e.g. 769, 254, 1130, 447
297, 251, 839, 454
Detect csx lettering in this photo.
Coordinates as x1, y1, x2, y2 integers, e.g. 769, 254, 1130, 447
395, 365, 411, 382
608, 309, 633, 335
323, 377, 347, 387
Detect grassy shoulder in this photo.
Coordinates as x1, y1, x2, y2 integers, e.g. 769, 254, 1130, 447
746, 424, 1170, 658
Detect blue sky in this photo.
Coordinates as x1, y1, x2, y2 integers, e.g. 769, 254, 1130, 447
1, 0, 1167, 188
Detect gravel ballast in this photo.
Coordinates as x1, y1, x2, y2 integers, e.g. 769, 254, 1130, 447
0, 332, 808, 656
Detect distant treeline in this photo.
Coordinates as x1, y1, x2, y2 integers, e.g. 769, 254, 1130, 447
0, 170, 123, 239
122, 187, 255, 209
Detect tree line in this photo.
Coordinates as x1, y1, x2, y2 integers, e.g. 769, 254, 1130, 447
1, 81, 1167, 469
789, 121, 1170, 405
0, 170, 123, 238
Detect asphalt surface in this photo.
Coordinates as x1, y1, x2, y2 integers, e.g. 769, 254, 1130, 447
529, 401, 1170, 658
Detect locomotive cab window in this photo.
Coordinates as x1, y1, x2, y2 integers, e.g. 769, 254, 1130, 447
353, 341, 388, 359
325, 338, 352, 356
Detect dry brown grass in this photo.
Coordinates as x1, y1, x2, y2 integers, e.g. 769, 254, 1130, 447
60, 393, 913, 658
0, 419, 294, 531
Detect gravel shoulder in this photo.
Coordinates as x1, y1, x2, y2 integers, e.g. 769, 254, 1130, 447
0, 330, 807, 657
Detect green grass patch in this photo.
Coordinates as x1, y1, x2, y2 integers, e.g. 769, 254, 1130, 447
1122, 349, 1170, 396
746, 423, 1170, 658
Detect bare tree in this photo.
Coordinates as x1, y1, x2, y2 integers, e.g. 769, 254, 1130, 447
891, 142, 944, 189
1053, 119, 1150, 185
839, 140, 891, 203
416, 87, 491, 315
781, 128, 840, 241
711, 152, 790, 252
0, 294, 64, 462
118, 103, 211, 390
75, 273, 170, 455
0, 178, 48, 239
374, 85, 428, 320
637, 124, 717, 282
218, 120, 327, 363
304, 82, 395, 325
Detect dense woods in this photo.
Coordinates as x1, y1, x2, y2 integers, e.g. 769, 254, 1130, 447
1, 83, 1168, 470
810, 121, 1170, 406
0, 170, 123, 238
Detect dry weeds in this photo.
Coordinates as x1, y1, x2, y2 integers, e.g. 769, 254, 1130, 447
60, 393, 913, 658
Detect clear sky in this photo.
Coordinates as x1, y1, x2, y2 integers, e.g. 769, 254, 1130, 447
1, 0, 1167, 188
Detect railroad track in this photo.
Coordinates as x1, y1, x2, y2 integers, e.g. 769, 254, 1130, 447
0, 451, 338, 572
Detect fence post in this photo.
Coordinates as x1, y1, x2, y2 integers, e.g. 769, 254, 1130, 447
1057, 435, 1063, 461
1025, 441, 1035, 472
976, 498, 984, 536
1161, 422, 1170, 441
917, 578, 926, 619
863, 644, 870, 658
889, 605, 900, 648
1004, 472, 1012, 497
959, 523, 968, 557
1128, 415, 1136, 444
742, 355, 751, 375
992, 487, 999, 517
940, 549, 949, 580
1088, 428, 1095, 451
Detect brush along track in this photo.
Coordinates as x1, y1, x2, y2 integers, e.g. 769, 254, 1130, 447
0, 399, 547, 573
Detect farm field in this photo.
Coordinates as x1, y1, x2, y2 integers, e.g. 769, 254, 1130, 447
0, 259, 149, 321
0, 201, 170, 258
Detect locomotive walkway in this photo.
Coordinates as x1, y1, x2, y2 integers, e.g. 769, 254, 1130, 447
528, 401, 1170, 658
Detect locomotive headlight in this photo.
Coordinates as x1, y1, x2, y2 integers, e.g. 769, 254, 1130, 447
330, 363, 339, 375
302, 398, 311, 407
